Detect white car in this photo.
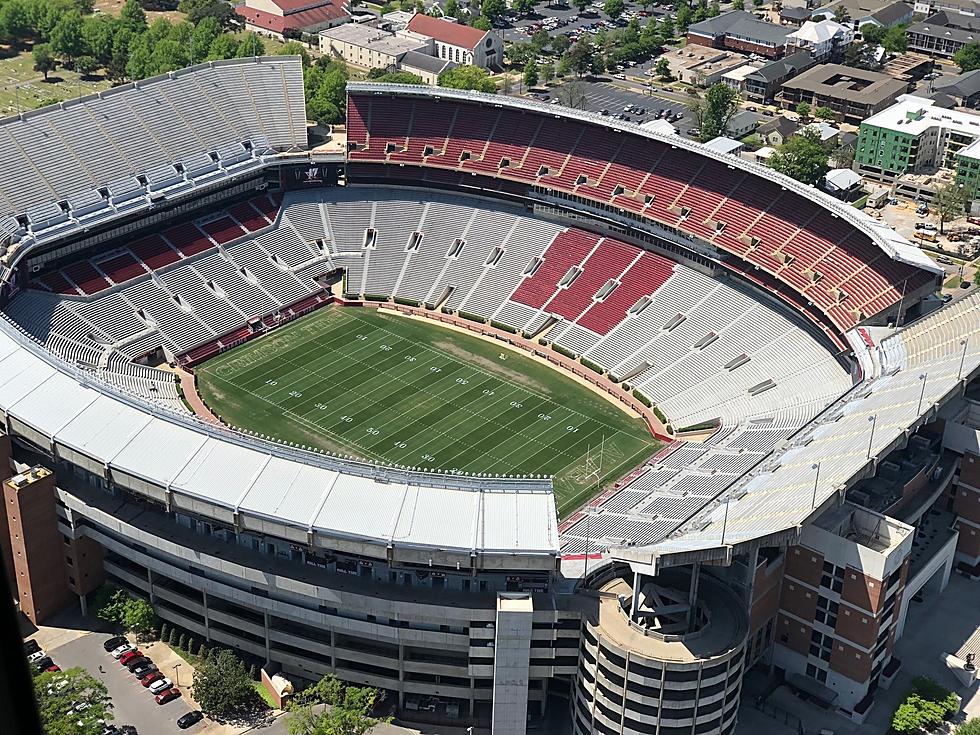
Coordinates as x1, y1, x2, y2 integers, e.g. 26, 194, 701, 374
148, 678, 173, 695
111, 644, 136, 659
27, 650, 47, 663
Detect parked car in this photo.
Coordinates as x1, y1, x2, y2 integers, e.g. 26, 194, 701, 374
915, 222, 937, 231
938, 256, 954, 264
24, 639, 41, 656
131, 662, 157, 678
119, 650, 143, 666
148, 678, 173, 695
942, 293, 953, 303
177, 711, 204, 730
33, 656, 54, 672
141, 672, 165, 688
45, 665, 61, 673
125, 656, 152, 672
154, 688, 182, 705
111, 644, 136, 659
28, 650, 47, 664
103, 637, 128, 653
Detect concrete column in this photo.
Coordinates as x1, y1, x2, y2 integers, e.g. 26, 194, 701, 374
398, 643, 405, 709
631, 571, 642, 621
263, 611, 272, 668
78, 592, 88, 617
146, 568, 155, 604
492, 593, 534, 735
202, 589, 210, 640
687, 563, 701, 632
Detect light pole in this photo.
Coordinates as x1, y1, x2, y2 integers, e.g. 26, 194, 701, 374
917, 373, 928, 415
867, 414, 877, 460
810, 462, 820, 510
959, 338, 970, 381
173, 662, 181, 687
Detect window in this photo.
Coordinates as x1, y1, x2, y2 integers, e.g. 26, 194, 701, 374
820, 562, 844, 593
815, 596, 839, 628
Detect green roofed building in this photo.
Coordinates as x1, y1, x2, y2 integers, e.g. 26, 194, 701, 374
856, 94, 980, 197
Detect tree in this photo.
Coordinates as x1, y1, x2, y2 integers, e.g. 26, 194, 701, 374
859, 22, 885, 46
50, 11, 85, 64
444, 0, 460, 15
689, 82, 738, 140
0, 0, 32, 48
957, 718, 980, 735
551, 33, 570, 56
795, 101, 811, 122
768, 127, 830, 185
236, 31, 265, 57
814, 106, 834, 120
75, 54, 99, 78
471, 15, 492, 29
481, 0, 506, 21
178, 632, 187, 650
566, 36, 594, 76
732, 0, 743, 8
572, 0, 589, 12
180, 0, 242, 29
655, 56, 671, 80
507, 40, 534, 66
286, 675, 388, 735
192, 649, 255, 718
277, 40, 311, 66
82, 14, 116, 65
367, 69, 425, 84
523, 59, 539, 87
934, 181, 968, 234
207, 33, 240, 60
513, 0, 536, 15
829, 142, 854, 169
955, 42, 980, 72
539, 61, 554, 83
438, 64, 496, 92
35, 668, 113, 735
168, 627, 178, 645
676, 2, 692, 32
604, 0, 625, 19
118, 0, 147, 34
556, 79, 587, 108
305, 58, 348, 124
883, 23, 907, 53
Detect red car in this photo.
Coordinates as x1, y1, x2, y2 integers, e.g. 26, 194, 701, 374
141, 672, 164, 688
155, 687, 182, 705
44, 665, 60, 673
119, 650, 142, 666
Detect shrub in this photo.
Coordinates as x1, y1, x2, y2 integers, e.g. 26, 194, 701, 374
393, 296, 420, 307
892, 677, 960, 734
581, 357, 604, 374
168, 628, 178, 646
677, 420, 720, 433
653, 406, 668, 424
188, 638, 196, 654
957, 718, 980, 735
551, 343, 576, 359
178, 633, 187, 651
363, 294, 388, 302
538, 337, 548, 345
458, 311, 486, 324
632, 389, 652, 407
490, 320, 517, 333
441, 306, 453, 314
159, 622, 169, 641
249, 664, 259, 680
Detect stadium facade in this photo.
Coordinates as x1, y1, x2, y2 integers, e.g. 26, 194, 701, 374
0, 59, 977, 735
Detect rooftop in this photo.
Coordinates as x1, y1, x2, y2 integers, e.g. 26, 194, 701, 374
688, 10, 794, 45
400, 49, 453, 74
781, 63, 909, 104
319, 23, 428, 56
862, 93, 980, 135
748, 51, 816, 82
909, 9, 980, 42
788, 19, 850, 44
406, 13, 488, 49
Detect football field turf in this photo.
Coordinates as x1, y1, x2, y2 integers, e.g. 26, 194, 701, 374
195, 306, 660, 517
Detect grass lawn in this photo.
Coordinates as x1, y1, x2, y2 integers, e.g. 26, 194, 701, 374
196, 306, 660, 517
0, 49, 113, 116
944, 274, 963, 289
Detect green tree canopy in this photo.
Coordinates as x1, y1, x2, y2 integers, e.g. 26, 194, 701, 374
859, 22, 885, 46
50, 10, 85, 62
957, 718, 980, 735
814, 106, 834, 120
539, 61, 554, 83
33, 42, 57, 80
883, 23, 907, 53
236, 31, 265, 57
191, 649, 255, 718
120, 0, 147, 33
768, 127, 829, 185
954, 42, 980, 72
0, 0, 33, 46
481, 0, 505, 20
513, 0, 536, 15
438, 64, 496, 92
604, 0, 625, 19
305, 58, 348, 124
934, 181, 968, 233
523, 59, 539, 86
35, 668, 112, 735
655, 56, 671, 80
690, 82, 738, 140
207, 32, 240, 60
366, 69, 425, 84
286, 675, 388, 735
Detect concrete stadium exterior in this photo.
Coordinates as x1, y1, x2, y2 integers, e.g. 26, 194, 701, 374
0, 59, 978, 735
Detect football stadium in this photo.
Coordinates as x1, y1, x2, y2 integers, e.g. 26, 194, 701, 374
1, 56, 979, 735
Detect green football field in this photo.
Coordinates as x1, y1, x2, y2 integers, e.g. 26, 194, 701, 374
195, 306, 660, 517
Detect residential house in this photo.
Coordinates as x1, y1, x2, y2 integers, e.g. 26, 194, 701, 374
785, 20, 854, 62
758, 116, 801, 146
